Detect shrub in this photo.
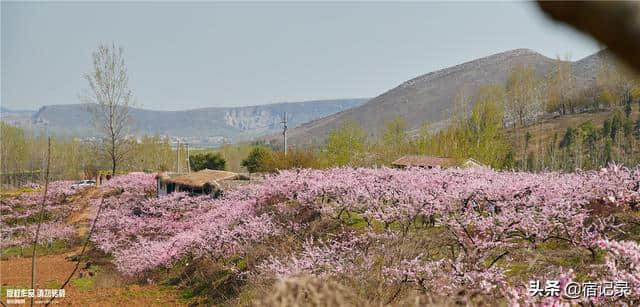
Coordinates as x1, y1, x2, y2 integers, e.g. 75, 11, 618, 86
241, 147, 271, 173
189, 152, 226, 171
260, 149, 323, 172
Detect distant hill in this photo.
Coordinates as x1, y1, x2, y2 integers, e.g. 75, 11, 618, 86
2, 99, 367, 145
0, 107, 35, 114
1, 107, 37, 128
284, 48, 607, 146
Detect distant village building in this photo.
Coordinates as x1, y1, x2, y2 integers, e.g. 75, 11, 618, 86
461, 158, 486, 169
391, 155, 455, 169
156, 169, 250, 197
391, 155, 488, 169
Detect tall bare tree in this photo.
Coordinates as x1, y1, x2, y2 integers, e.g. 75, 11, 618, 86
597, 52, 639, 108
83, 43, 134, 175
545, 55, 576, 115
506, 64, 541, 127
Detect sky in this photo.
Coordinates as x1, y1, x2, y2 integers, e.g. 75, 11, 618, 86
1, 1, 601, 111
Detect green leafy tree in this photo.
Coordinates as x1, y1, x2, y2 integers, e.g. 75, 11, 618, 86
325, 122, 366, 167
382, 117, 409, 150
0, 123, 29, 175
604, 139, 613, 164
502, 150, 515, 169
624, 118, 633, 137
414, 122, 432, 154
602, 119, 612, 139
526, 152, 536, 171
611, 112, 623, 140
559, 127, 575, 148
241, 147, 270, 173
189, 152, 226, 171
466, 84, 510, 167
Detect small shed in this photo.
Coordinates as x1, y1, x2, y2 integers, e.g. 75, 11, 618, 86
156, 169, 249, 197
461, 158, 486, 169
391, 155, 455, 169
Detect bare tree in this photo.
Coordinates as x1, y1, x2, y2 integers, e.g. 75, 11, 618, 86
450, 85, 473, 124
545, 55, 576, 115
506, 64, 541, 127
597, 52, 639, 108
82, 43, 134, 175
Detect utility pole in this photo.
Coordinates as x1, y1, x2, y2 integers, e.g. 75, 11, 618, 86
41, 122, 49, 182
176, 140, 180, 174
281, 112, 288, 155
186, 143, 190, 174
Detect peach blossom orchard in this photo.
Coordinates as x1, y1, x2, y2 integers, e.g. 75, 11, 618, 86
4, 165, 640, 305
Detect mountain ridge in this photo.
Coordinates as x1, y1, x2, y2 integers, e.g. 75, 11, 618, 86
2, 98, 368, 146
283, 48, 607, 145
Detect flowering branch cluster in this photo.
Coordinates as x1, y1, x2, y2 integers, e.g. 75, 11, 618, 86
1, 181, 79, 249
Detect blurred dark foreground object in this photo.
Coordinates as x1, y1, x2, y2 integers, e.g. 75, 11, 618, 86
537, 1, 640, 73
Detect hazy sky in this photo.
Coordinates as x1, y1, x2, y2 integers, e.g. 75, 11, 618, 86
2, 1, 601, 111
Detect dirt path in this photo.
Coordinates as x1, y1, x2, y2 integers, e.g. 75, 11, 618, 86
66, 188, 99, 239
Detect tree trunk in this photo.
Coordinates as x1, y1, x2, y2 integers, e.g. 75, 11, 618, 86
111, 136, 117, 176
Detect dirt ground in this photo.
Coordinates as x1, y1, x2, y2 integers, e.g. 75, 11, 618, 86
1, 251, 186, 306
1, 248, 80, 287
0, 188, 188, 306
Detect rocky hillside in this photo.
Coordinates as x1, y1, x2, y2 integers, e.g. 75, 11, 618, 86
285, 49, 606, 145
6, 99, 367, 144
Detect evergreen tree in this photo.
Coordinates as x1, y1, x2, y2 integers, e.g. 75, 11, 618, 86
189, 152, 226, 171
624, 118, 633, 137
604, 140, 613, 164
602, 119, 612, 140
611, 113, 622, 140
526, 152, 536, 171
560, 127, 575, 148
503, 150, 515, 169
241, 147, 270, 173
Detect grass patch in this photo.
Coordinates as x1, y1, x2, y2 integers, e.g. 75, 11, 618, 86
1, 240, 72, 260
71, 276, 96, 291
180, 282, 208, 300
44, 280, 62, 289
337, 210, 388, 231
